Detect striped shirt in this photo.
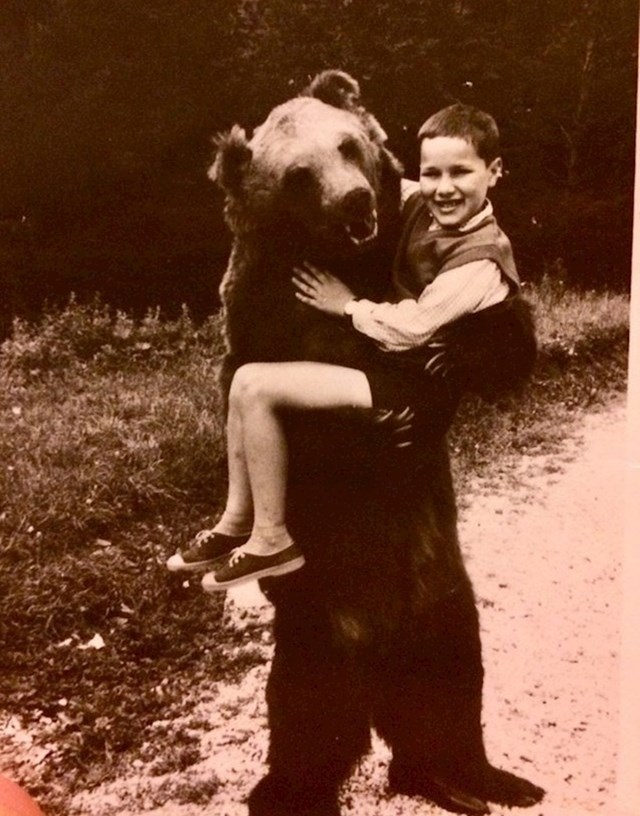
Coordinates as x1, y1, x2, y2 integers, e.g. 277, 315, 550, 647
350, 184, 510, 353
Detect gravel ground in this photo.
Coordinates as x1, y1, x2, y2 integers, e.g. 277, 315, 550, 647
5, 397, 629, 815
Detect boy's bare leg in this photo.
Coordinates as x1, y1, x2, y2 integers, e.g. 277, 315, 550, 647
230, 361, 373, 555
165, 385, 254, 572
212, 392, 254, 536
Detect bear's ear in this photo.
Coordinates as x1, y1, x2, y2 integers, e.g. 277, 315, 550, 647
303, 70, 362, 112
304, 70, 388, 145
381, 146, 404, 179
209, 125, 252, 194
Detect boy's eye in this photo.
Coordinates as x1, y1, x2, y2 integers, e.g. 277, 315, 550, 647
421, 169, 439, 178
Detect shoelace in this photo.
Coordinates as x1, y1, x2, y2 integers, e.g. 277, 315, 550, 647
191, 529, 216, 555
227, 547, 247, 567
195, 529, 212, 541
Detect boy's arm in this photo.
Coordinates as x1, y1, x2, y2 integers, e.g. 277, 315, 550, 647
348, 259, 509, 352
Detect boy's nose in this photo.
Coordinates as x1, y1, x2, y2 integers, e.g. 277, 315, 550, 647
435, 175, 455, 196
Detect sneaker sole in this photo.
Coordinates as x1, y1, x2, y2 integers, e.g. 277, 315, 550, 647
201, 555, 306, 592
166, 532, 250, 573
166, 558, 221, 572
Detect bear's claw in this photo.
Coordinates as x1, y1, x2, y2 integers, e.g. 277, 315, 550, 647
388, 763, 544, 815
388, 771, 490, 815
481, 766, 545, 807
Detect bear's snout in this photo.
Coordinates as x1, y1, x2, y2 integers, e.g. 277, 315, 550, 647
339, 187, 378, 246
341, 187, 374, 218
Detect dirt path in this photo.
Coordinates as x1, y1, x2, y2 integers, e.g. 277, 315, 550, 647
459, 398, 625, 816
18, 397, 632, 815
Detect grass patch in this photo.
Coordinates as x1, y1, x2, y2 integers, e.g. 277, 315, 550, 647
450, 275, 629, 494
0, 280, 630, 812
0, 303, 249, 810
526, 274, 630, 349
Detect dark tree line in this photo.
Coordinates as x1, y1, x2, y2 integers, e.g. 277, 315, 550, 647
0, 0, 637, 334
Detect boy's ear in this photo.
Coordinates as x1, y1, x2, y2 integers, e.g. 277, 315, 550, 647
487, 157, 503, 187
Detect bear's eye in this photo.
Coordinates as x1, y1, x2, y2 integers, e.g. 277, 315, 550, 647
338, 136, 362, 162
283, 165, 315, 192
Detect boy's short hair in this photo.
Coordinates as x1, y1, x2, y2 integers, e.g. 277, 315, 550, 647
418, 104, 500, 163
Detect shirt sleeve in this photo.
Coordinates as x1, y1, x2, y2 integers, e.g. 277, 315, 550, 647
350, 259, 509, 352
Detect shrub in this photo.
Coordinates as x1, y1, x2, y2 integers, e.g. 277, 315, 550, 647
1, 296, 226, 375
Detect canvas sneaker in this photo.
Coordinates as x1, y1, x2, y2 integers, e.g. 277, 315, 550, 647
201, 544, 305, 591
166, 529, 250, 572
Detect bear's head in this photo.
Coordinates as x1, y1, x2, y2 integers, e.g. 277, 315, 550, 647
210, 71, 402, 259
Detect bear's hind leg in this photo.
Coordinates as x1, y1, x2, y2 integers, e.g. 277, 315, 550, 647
249, 633, 370, 816
248, 774, 341, 816
375, 584, 544, 814
374, 586, 490, 814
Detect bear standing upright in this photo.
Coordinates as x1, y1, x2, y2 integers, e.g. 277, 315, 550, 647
210, 71, 544, 816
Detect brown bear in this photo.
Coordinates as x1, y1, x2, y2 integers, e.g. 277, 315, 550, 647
210, 71, 543, 816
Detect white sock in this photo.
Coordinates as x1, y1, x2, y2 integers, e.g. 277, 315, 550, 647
212, 511, 252, 537
242, 526, 293, 556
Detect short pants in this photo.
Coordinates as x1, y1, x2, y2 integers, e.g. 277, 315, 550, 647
337, 329, 458, 426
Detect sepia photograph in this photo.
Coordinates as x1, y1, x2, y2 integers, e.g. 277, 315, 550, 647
0, 2, 638, 815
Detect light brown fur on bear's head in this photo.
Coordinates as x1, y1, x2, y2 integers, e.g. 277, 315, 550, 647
212, 71, 403, 391
210, 71, 401, 255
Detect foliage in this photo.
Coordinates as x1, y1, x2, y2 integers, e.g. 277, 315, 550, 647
0, 0, 636, 326
526, 272, 632, 349
2, 296, 225, 374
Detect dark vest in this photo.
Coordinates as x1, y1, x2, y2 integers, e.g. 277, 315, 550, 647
390, 191, 521, 302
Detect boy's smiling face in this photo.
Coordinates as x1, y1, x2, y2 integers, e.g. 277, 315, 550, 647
419, 135, 502, 229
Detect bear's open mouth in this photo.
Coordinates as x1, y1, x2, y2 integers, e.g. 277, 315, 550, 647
345, 212, 378, 246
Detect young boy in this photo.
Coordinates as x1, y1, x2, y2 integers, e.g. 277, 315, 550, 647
166, 103, 521, 590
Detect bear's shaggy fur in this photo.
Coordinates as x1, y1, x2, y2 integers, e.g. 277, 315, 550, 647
210, 71, 543, 816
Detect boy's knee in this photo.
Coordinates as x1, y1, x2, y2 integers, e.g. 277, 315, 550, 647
229, 363, 274, 408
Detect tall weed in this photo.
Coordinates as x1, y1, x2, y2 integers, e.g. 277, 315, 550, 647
0, 300, 237, 791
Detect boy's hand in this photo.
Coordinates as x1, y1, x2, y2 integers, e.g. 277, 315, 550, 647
293, 262, 356, 317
